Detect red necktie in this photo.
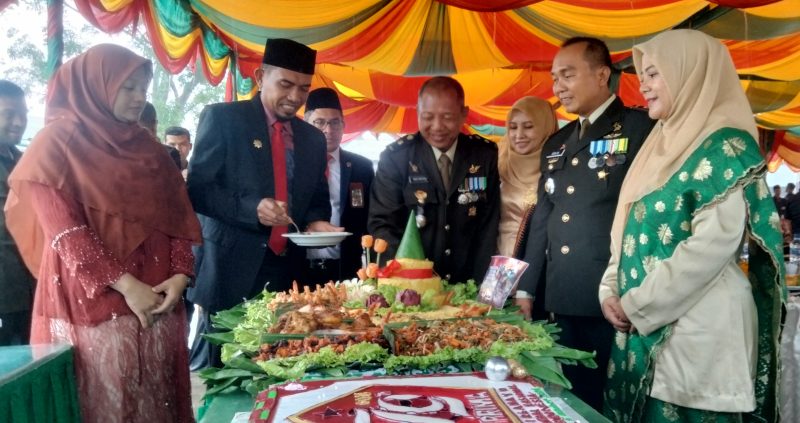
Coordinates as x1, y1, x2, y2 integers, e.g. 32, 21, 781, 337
325, 153, 333, 180
268, 121, 288, 255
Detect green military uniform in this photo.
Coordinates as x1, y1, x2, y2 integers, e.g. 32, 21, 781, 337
0, 145, 35, 345
368, 132, 500, 283
517, 96, 655, 410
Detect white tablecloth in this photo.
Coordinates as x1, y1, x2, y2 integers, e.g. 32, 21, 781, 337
781, 295, 800, 422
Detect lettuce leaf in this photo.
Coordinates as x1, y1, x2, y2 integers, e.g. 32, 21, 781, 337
443, 279, 479, 305
376, 285, 398, 305
230, 291, 277, 352
255, 342, 390, 380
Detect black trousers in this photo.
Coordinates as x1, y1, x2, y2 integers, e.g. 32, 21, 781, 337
189, 310, 223, 371
189, 249, 293, 371
302, 258, 342, 286
552, 314, 614, 412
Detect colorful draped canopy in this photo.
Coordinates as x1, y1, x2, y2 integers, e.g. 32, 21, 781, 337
24, 0, 800, 140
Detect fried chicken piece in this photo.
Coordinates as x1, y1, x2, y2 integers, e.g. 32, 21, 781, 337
313, 309, 344, 328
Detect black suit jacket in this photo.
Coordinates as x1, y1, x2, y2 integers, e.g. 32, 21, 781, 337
186, 96, 331, 312
518, 97, 655, 317
337, 150, 374, 277
368, 132, 500, 282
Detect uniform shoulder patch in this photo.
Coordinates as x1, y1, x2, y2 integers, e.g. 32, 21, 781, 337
468, 133, 492, 144
387, 134, 415, 152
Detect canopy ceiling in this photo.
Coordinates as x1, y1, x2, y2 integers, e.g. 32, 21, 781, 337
9, 0, 800, 138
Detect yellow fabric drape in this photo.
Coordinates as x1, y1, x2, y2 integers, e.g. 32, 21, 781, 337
744, 0, 800, 19
99, 0, 134, 12
739, 50, 800, 81
455, 68, 523, 105
151, 8, 200, 59
527, 0, 708, 38
757, 109, 800, 129
317, 64, 377, 99
448, 6, 513, 72
193, 0, 383, 28
333, 0, 431, 75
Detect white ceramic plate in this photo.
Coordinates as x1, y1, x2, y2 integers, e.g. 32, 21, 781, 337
282, 232, 352, 247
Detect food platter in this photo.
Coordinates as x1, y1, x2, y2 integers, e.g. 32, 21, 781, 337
203, 280, 596, 400
282, 232, 352, 247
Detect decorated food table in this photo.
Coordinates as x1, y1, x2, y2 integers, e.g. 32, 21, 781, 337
198, 282, 607, 422
0, 344, 81, 423
197, 218, 606, 422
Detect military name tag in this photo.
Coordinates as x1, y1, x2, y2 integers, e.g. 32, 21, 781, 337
546, 144, 566, 160
349, 182, 364, 208
409, 175, 429, 184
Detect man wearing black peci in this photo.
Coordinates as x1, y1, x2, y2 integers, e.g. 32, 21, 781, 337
186, 38, 341, 369
303, 88, 374, 284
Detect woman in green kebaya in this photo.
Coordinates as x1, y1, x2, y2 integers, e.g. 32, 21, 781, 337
598, 29, 785, 423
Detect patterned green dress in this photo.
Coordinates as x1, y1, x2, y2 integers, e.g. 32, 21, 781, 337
604, 128, 786, 423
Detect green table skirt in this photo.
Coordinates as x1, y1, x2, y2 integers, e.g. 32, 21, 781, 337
0, 344, 81, 423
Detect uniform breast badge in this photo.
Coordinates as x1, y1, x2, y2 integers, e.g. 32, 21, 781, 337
458, 176, 486, 205
350, 182, 364, 208
468, 206, 477, 217
589, 137, 628, 170
415, 190, 428, 228
253, 139, 263, 149
544, 178, 555, 194
469, 164, 481, 174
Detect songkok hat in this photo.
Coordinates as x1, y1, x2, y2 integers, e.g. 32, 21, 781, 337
262, 38, 316, 75
306, 88, 342, 112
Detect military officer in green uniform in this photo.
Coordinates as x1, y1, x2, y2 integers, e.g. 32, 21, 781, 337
515, 38, 656, 410
369, 76, 500, 283
0, 80, 35, 345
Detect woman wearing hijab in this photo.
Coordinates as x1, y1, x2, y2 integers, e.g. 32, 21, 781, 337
496, 97, 557, 319
5, 44, 201, 422
598, 30, 784, 422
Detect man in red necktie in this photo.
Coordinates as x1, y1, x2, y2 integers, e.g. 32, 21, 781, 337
186, 38, 341, 369
303, 88, 374, 284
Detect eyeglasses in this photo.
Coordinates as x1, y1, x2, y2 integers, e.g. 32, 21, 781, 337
311, 118, 343, 130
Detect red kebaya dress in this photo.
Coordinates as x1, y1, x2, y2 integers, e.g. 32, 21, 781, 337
28, 183, 194, 423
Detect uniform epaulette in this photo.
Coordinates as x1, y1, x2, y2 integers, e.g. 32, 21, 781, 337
468, 133, 492, 144
386, 134, 416, 152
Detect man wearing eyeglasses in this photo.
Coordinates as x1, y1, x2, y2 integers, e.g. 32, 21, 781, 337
303, 88, 374, 284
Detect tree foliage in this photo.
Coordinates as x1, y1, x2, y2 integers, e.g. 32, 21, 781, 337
1, 0, 224, 139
